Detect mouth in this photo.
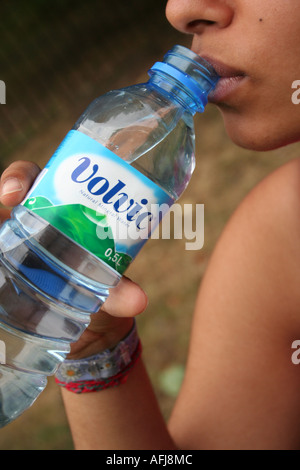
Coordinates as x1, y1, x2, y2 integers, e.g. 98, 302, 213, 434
201, 56, 247, 103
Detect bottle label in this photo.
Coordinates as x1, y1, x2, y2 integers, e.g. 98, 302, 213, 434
22, 130, 174, 274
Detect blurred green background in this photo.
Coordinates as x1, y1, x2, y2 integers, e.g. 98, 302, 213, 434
0, 0, 299, 450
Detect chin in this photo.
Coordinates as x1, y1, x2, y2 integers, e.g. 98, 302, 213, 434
221, 112, 300, 152
227, 131, 282, 152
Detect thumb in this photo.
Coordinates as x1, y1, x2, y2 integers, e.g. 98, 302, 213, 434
0, 161, 40, 207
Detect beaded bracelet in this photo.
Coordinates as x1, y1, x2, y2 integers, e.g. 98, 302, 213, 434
55, 321, 142, 393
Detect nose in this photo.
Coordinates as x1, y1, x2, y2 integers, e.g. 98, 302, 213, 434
166, 0, 233, 35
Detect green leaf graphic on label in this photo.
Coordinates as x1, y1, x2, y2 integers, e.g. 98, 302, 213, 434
24, 196, 132, 274
25, 196, 52, 209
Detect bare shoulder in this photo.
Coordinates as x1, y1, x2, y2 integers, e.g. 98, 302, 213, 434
199, 155, 300, 329
242, 156, 300, 233
222, 155, 300, 263
231, 156, 300, 309
169, 157, 300, 450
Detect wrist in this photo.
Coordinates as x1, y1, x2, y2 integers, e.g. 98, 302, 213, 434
55, 319, 141, 393
67, 317, 135, 360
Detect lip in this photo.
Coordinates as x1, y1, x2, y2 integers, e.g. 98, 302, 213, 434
201, 56, 247, 103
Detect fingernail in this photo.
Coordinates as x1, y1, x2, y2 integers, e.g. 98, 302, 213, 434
0, 178, 24, 197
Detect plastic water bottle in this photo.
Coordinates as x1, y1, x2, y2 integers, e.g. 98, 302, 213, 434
0, 45, 219, 427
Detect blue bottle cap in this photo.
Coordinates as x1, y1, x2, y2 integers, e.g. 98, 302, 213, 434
148, 45, 219, 114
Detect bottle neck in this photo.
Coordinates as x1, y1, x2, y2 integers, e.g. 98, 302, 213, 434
147, 65, 206, 115
148, 46, 219, 115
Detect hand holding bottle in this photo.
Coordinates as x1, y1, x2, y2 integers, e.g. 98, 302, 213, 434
0, 46, 218, 427
0, 161, 148, 360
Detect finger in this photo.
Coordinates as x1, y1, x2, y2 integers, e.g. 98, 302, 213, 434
0, 160, 41, 207
102, 276, 148, 318
0, 208, 11, 223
